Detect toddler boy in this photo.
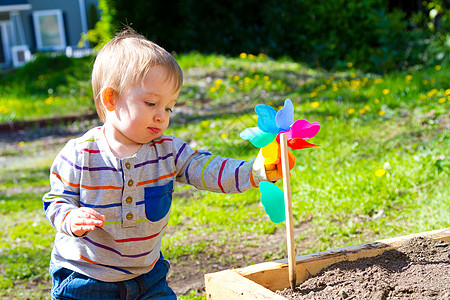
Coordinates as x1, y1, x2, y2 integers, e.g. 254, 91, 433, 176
43, 29, 280, 299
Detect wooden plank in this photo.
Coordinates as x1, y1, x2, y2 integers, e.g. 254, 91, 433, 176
205, 228, 450, 298
204, 270, 286, 300
235, 227, 450, 292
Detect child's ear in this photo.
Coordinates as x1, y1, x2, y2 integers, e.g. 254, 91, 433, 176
102, 87, 117, 111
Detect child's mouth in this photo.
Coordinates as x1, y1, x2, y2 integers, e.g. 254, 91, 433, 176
148, 127, 160, 133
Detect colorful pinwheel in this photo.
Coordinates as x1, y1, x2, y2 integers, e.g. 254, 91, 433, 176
240, 99, 321, 223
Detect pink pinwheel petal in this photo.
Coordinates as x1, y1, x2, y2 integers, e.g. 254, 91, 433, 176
287, 138, 320, 149
287, 119, 320, 140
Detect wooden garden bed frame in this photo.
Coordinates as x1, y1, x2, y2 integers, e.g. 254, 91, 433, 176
204, 227, 450, 300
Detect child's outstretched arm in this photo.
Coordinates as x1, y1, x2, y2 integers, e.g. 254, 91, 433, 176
172, 136, 274, 193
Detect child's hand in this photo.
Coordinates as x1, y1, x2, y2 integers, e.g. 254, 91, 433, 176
265, 163, 282, 182
70, 207, 105, 237
255, 149, 282, 182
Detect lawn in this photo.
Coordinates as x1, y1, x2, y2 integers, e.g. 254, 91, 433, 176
0, 53, 448, 299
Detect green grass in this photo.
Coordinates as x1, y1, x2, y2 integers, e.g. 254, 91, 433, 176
0, 53, 448, 299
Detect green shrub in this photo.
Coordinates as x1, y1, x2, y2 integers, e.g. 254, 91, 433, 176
88, 0, 448, 73
1, 54, 93, 97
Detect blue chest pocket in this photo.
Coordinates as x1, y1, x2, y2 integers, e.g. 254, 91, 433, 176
144, 181, 174, 222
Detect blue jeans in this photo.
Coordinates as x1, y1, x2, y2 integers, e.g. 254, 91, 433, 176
49, 258, 176, 300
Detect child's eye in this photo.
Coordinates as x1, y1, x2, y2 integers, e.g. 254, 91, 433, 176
166, 107, 174, 113
145, 102, 155, 107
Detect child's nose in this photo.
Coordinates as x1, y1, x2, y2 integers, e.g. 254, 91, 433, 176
154, 110, 165, 123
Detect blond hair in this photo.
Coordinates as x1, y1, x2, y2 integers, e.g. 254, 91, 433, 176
92, 28, 183, 122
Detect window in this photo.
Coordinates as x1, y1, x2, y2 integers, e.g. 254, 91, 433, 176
32, 10, 66, 51
11, 45, 31, 67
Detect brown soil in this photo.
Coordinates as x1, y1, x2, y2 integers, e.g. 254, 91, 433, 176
277, 237, 450, 299
166, 217, 314, 295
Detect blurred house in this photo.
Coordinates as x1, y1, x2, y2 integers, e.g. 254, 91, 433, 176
0, 0, 99, 69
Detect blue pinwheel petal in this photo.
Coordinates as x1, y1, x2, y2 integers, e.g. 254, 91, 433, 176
276, 99, 294, 131
259, 181, 285, 223
240, 127, 277, 148
255, 104, 280, 134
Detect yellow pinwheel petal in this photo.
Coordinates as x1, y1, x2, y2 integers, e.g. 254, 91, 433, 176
262, 139, 279, 165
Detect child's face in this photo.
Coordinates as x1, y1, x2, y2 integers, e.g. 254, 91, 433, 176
107, 66, 179, 146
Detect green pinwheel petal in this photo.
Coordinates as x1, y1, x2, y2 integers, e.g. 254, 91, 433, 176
240, 127, 276, 148
259, 181, 286, 223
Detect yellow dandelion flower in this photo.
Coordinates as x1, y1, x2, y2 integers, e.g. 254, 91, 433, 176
244, 77, 252, 85
419, 94, 427, 100
311, 101, 319, 108
45, 97, 54, 105
258, 53, 267, 59
444, 89, 450, 96
0, 106, 10, 114
201, 120, 208, 126
438, 98, 446, 103
215, 58, 223, 65
229, 88, 235, 93
220, 133, 227, 139
374, 78, 384, 84
332, 86, 339, 92
215, 79, 222, 86
263, 75, 270, 81
375, 169, 386, 177
382, 89, 390, 95
347, 108, 355, 114
364, 105, 370, 111
435, 65, 441, 71
18, 141, 25, 147
240, 53, 247, 59
250, 68, 255, 73
405, 75, 413, 81
427, 89, 438, 98
350, 73, 356, 78
347, 62, 353, 68
233, 75, 240, 81
374, 98, 380, 104
254, 74, 260, 80
248, 54, 256, 60
209, 87, 216, 93
359, 109, 366, 114
327, 116, 333, 120
309, 92, 317, 98
265, 81, 271, 86
379, 110, 386, 116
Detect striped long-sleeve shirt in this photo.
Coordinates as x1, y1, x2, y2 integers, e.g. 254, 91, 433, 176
42, 126, 267, 282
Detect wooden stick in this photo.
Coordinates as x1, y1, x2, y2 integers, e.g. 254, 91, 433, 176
279, 133, 296, 290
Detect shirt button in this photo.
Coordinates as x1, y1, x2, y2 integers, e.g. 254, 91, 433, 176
125, 162, 131, 169
126, 213, 133, 220
126, 196, 132, 204
128, 180, 134, 187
